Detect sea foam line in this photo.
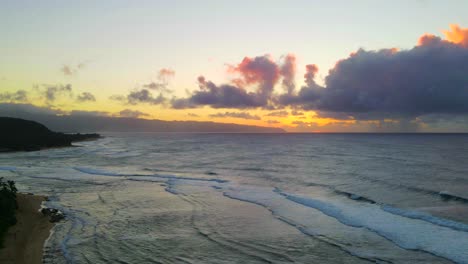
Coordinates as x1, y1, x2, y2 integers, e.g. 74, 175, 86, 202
277, 191, 468, 264
73, 167, 228, 183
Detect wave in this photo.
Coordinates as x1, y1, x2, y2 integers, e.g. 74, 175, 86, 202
331, 188, 468, 233
347, 173, 468, 204
438, 191, 468, 203
223, 186, 399, 263
74, 167, 228, 184
74, 167, 125, 177
382, 205, 468, 233
333, 190, 377, 204
277, 191, 468, 264
0, 166, 17, 171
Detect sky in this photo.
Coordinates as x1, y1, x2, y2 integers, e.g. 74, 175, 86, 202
2, 0, 468, 132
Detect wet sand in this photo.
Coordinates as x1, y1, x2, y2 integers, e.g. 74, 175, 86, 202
0, 193, 53, 264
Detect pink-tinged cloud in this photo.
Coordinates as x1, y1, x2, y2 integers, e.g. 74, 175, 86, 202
172, 55, 295, 109
280, 54, 296, 94
228, 55, 280, 98
304, 64, 319, 88
158, 68, 175, 78
283, 24, 468, 121
417, 34, 440, 46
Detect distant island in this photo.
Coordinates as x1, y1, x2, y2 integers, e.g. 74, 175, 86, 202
0, 117, 100, 152
0, 104, 285, 133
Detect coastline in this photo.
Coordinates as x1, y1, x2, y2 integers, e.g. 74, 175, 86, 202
0, 193, 54, 264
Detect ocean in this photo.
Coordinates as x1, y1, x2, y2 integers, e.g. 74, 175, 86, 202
1, 133, 468, 263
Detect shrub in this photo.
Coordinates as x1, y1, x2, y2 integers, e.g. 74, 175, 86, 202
0, 178, 17, 247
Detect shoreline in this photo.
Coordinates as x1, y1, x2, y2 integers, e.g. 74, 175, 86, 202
0, 193, 54, 264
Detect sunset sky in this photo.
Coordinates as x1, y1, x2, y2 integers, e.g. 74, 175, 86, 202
2, 1, 468, 132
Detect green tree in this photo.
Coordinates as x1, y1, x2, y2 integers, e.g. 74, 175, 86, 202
0, 177, 17, 247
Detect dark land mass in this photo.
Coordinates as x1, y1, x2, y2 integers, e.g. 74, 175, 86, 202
0, 117, 100, 152
0, 104, 285, 133
37, 115, 286, 133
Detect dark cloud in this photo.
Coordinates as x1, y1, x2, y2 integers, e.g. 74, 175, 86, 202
209, 111, 261, 120
291, 110, 304, 116
171, 77, 265, 109
171, 55, 295, 109
110, 89, 166, 105
266, 120, 280, 124
228, 55, 280, 99
118, 109, 149, 118
76, 92, 96, 102
70, 110, 109, 117
0, 90, 28, 102
127, 89, 166, 105
265, 110, 289, 117
40, 84, 73, 102
112, 68, 174, 105
282, 25, 468, 120
279, 54, 296, 94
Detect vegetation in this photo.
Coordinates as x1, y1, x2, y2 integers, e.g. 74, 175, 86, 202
0, 117, 100, 152
0, 178, 17, 247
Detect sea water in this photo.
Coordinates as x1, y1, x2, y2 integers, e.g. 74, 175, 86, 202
1, 133, 468, 263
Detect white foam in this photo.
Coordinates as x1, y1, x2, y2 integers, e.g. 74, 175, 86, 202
279, 191, 468, 263
382, 205, 468, 232
74, 166, 228, 183
74, 167, 122, 177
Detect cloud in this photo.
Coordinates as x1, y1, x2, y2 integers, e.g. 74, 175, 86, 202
171, 76, 265, 109
112, 68, 174, 105
34, 84, 95, 104
265, 110, 289, 117
39, 84, 73, 102
70, 110, 109, 117
158, 68, 175, 78
111, 89, 167, 105
142, 68, 175, 93
187, 113, 199, 117
443, 24, 468, 47
279, 54, 296, 94
118, 109, 149, 118
61, 62, 86, 76
171, 55, 298, 109
127, 89, 166, 105
76, 92, 96, 102
266, 120, 280, 124
109, 95, 126, 102
304, 64, 319, 88
227, 55, 280, 99
291, 110, 304, 116
61, 65, 74, 76
281, 24, 468, 120
209, 111, 261, 120
0, 90, 28, 103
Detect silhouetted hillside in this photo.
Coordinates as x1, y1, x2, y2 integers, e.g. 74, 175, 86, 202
36, 116, 286, 133
0, 117, 100, 151
0, 104, 286, 133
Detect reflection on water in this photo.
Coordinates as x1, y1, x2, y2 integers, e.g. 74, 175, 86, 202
1, 133, 468, 263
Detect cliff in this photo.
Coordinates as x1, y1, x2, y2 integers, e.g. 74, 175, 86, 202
0, 117, 100, 152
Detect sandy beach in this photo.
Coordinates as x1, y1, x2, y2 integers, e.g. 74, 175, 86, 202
0, 193, 54, 264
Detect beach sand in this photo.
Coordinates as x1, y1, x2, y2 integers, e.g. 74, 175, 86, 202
0, 193, 53, 264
